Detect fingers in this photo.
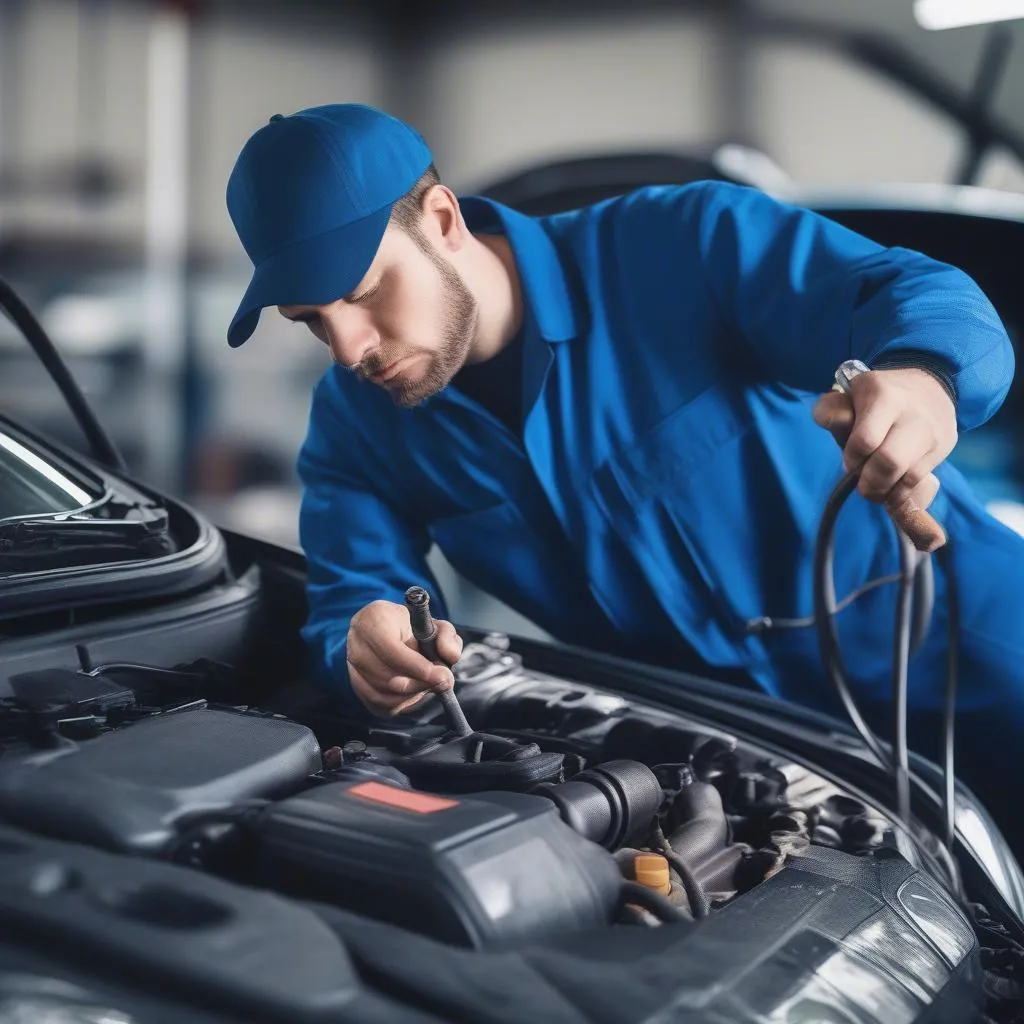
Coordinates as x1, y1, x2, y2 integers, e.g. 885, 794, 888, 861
393, 690, 431, 715
358, 624, 442, 683
815, 374, 949, 510
853, 418, 936, 504
348, 662, 402, 714
841, 379, 900, 474
350, 635, 447, 693
434, 619, 464, 667
812, 392, 855, 448
890, 472, 940, 518
346, 599, 463, 715
812, 368, 956, 552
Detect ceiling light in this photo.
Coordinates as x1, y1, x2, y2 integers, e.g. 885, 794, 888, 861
915, 0, 1024, 30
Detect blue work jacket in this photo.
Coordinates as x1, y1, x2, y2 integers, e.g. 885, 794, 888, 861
296, 181, 1014, 713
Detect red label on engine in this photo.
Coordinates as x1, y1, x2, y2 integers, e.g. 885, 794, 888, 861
347, 781, 458, 814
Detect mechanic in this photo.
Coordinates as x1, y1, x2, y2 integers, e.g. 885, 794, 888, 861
224, 104, 1024, 787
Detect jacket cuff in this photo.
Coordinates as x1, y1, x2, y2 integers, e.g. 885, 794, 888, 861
869, 351, 959, 409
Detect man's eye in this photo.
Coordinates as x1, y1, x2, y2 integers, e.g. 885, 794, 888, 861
354, 281, 381, 303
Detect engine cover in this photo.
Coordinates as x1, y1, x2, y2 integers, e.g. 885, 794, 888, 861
249, 778, 625, 949
0, 708, 322, 852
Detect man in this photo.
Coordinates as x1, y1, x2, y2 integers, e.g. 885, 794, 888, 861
225, 104, 1023, 794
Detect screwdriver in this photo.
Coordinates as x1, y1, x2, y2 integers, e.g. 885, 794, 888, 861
832, 360, 946, 553
404, 586, 473, 736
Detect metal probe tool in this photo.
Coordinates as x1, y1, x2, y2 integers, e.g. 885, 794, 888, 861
832, 360, 946, 553
404, 586, 473, 737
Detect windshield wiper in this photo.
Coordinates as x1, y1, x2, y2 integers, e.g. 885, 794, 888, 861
0, 513, 174, 572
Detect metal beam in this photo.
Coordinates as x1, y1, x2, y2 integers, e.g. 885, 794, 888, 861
143, 0, 192, 490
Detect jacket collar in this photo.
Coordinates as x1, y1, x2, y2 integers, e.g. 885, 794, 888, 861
458, 195, 578, 344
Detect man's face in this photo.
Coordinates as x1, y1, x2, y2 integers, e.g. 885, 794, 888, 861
278, 226, 477, 408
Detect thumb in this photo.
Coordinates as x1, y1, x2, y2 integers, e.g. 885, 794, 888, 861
430, 665, 456, 693
813, 391, 855, 448
434, 620, 464, 667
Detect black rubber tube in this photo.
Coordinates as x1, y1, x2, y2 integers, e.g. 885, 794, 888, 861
893, 532, 916, 828
936, 541, 959, 853
619, 881, 692, 924
651, 823, 711, 920
813, 470, 891, 769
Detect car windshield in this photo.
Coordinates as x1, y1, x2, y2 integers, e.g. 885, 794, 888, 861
0, 429, 95, 521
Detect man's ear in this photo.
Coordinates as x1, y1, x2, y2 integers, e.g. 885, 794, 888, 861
423, 185, 467, 252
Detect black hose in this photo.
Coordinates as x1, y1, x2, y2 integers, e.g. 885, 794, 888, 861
651, 823, 711, 920
662, 848, 712, 920
893, 532, 916, 828
815, 469, 961, 859
813, 470, 892, 769
936, 540, 959, 853
0, 275, 126, 473
619, 881, 692, 924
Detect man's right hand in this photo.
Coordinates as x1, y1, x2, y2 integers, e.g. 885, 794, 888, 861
346, 599, 464, 715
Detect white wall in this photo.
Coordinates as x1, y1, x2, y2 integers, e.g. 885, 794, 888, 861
0, 0, 385, 251
747, 0, 1014, 185
413, 12, 723, 191
2, 1, 1021, 255
751, 41, 962, 185
0, 0, 150, 235
187, 12, 384, 253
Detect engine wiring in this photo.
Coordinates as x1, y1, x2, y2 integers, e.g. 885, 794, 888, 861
814, 468, 961, 865
649, 821, 711, 920
618, 880, 692, 924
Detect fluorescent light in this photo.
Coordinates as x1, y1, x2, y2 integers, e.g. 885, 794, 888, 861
0, 433, 93, 507
915, 0, 1024, 30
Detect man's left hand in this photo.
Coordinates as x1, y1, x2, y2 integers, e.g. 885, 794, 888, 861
812, 366, 957, 517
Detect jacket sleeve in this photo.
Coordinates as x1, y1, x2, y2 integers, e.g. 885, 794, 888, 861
688, 182, 1015, 431
296, 374, 447, 712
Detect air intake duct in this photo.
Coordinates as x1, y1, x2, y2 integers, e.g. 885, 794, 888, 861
532, 759, 663, 850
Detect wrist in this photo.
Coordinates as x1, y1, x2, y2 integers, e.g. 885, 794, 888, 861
869, 352, 958, 410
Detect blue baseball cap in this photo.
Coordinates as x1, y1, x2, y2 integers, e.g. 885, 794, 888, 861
225, 103, 433, 347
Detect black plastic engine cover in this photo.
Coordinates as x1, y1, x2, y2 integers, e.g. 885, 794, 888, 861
250, 778, 624, 949
0, 708, 322, 852
304, 843, 984, 1024
0, 823, 360, 1023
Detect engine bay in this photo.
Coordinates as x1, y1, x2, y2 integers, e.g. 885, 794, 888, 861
0, 633, 1021, 1022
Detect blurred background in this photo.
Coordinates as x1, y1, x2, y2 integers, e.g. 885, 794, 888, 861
2, 0, 1024, 638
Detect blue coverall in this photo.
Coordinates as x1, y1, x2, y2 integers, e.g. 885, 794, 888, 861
297, 182, 1023, 831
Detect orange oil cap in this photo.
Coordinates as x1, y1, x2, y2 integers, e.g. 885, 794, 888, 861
634, 852, 671, 895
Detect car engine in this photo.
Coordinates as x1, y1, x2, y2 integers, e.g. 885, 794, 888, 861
0, 633, 1020, 1023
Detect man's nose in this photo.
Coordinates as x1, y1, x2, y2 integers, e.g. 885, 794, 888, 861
320, 306, 377, 367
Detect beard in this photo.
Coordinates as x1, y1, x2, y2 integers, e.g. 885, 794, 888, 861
357, 246, 477, 409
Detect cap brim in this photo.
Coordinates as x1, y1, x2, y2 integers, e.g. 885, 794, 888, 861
227, 204, 393, 347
